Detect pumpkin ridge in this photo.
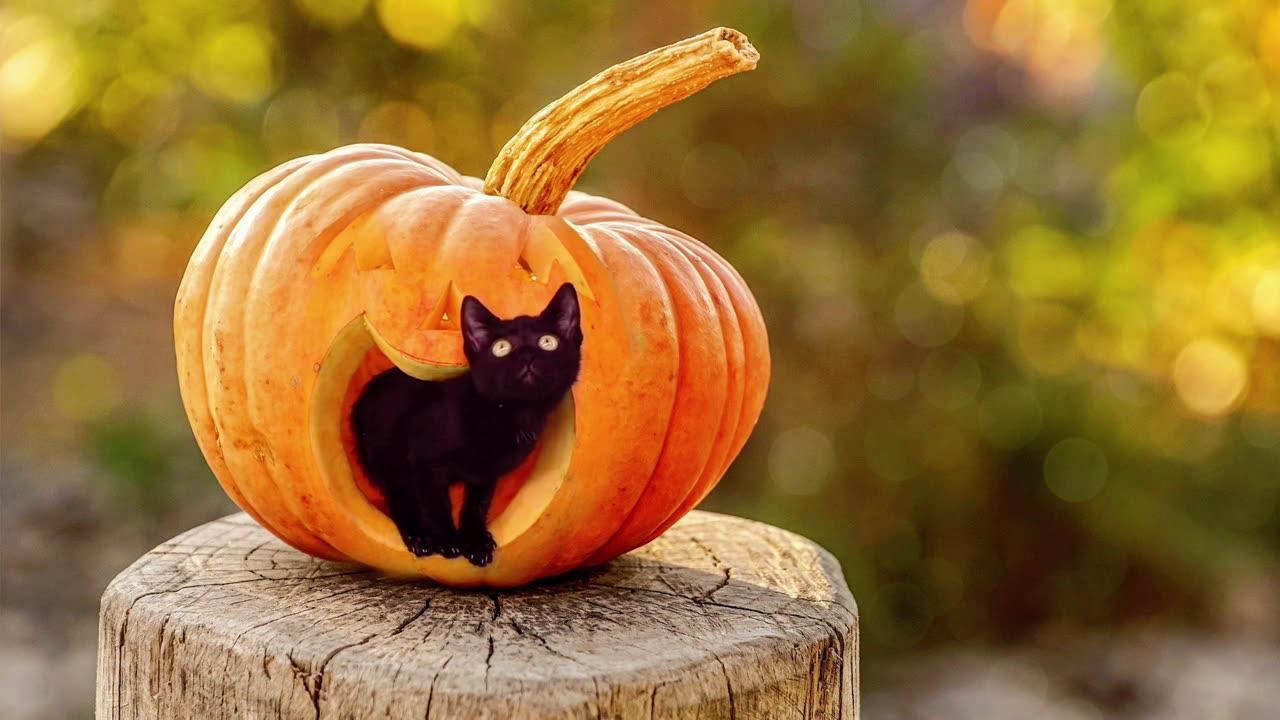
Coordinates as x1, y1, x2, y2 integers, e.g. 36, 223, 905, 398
558, 191, 641, 222
584, 224, 728, 561
205, 152, 393, 556
197, 172, 335, 548
688, 234, 770, 462
179, 156, 314, 548
322, 143, 462, 185
350, 143, 466, 184
637, 233, 745, 541
552, 206, 755, 562
560, 222, 689, 565
662, 228, 766, 449
656, 227, 750, 464
640, 231, 769, 540
431, 188, 491, 275
625, 232, 743, 550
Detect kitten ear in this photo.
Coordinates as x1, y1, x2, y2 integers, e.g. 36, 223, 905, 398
542, 283, 581, 341
461, 295, 499, 354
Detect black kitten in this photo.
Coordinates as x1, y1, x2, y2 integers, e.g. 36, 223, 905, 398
352, 283, 583, 566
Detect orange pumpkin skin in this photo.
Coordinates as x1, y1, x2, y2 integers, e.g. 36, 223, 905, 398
174, 143, 769, 586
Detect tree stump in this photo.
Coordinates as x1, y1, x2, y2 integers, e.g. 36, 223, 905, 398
97, 511, 858, 719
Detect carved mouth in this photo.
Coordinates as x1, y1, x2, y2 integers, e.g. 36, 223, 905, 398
310, 316, 576, 558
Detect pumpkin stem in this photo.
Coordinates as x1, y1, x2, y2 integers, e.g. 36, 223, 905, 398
483, 27, 759, 215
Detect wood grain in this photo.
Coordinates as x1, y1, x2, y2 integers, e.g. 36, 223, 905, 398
97, 511, 858, 719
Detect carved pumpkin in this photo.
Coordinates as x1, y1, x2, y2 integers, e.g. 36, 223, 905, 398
174, 28, 769, 586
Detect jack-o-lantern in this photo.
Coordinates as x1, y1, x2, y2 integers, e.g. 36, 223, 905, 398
174, 28, 769, 586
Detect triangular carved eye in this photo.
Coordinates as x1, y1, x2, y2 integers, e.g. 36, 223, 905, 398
422, 281, 465, 330
313, 215, 397, 277
354, 231, 394, 271
519, 225, 595, 301
516, 255, 536, 279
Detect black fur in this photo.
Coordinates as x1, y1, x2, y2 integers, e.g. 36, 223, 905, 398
352, 283, 582, 566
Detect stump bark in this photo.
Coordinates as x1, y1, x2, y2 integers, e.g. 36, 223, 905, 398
97, 511, 858, 719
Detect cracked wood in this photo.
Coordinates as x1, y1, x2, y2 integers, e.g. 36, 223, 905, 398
96, 511, 858, 719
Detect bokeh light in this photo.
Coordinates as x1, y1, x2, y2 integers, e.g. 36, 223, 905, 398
1136, 72, 1205, 141
1261, 8, 1280, 76
920, 230, 991, 305
376, 0, 466, 51
96, 71, 181, 145
191, 23, 277, 105
0, 11, 81, 144
1252, 270, 1280, 335
1172, 338, 1248, 417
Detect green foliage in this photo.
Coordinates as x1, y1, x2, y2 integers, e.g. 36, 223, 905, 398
85, 414, 176, 515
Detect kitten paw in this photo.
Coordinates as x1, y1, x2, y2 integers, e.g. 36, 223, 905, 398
435, 533, 465, 559
403, 534, 436, 557
463, 531, 496, 567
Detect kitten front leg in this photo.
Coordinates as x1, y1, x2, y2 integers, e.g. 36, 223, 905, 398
414, 463, 464, 559
379, 480, 433, 557
459, 476, 498, 567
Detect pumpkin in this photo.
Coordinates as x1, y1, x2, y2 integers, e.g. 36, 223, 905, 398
174, 28, 769, 587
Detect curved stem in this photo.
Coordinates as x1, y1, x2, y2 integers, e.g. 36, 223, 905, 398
484, 27, 759, 215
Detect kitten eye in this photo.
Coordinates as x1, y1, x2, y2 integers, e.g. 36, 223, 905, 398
538, 335, 560, 351
491, 339, 513, 357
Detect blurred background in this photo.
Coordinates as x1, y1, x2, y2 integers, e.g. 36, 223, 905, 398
3, 0, 1279, 717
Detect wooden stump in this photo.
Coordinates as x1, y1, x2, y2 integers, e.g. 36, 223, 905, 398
97, 511, 858, 719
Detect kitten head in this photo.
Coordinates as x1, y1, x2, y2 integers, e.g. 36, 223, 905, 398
461, 283, 583, 404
